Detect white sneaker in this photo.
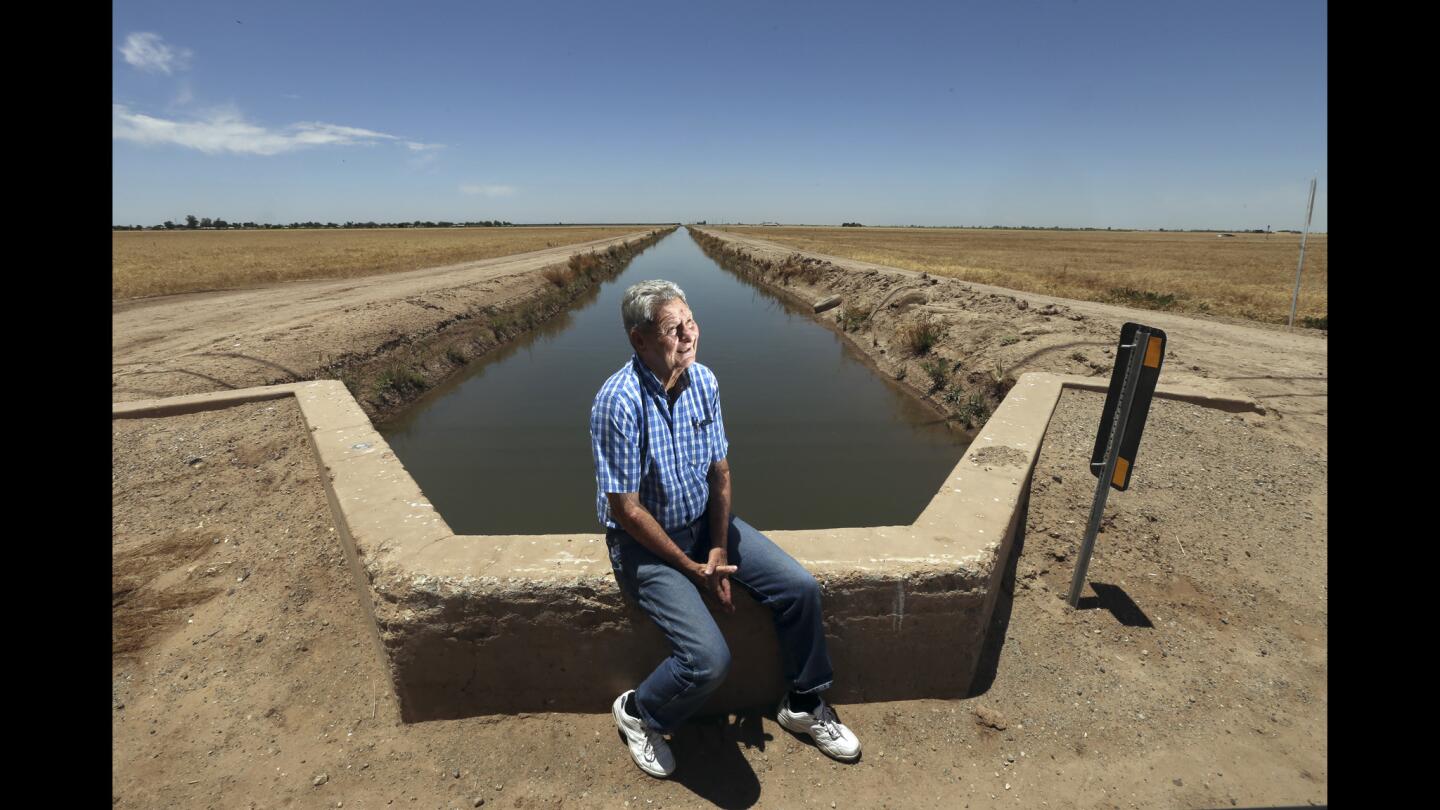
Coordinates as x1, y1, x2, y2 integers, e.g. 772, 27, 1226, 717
612, 690, 676, 778
777, 694, 862, 762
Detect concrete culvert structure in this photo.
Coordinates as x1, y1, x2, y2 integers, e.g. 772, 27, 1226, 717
113, 370, 1256, 722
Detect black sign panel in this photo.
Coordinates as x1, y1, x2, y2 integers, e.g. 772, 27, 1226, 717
1089, 322, 1166, 491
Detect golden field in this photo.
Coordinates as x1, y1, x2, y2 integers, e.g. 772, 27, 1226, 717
112, 226, 645, 300
719, 226, 1328, 325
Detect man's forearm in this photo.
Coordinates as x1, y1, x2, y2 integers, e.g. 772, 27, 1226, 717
611, 496, 702, 578
707, 460, 732, 553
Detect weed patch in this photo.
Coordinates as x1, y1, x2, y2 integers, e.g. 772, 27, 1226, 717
568, 252, 604, 279
1105, 287, 1181, 310
541, 266, 575, 287
942, 382, 965, 406
954, 391, 989, 428
489, 310, 519, 336
989, 361, 1016, 398
836, 304, 871, 332
897, 316, 945, 355
920, 357, 950, 391
373, 364, 428, 397
773, 253, 826, 285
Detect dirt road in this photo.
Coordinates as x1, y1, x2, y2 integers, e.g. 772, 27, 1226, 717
113, 230, 664, 404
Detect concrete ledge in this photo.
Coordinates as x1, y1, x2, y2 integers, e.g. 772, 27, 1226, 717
112, 372, 1224, 722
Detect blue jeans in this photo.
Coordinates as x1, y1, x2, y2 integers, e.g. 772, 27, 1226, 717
606, 513, 835, 734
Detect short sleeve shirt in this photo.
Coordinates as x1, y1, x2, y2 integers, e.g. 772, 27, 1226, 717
590, 355, 729, 531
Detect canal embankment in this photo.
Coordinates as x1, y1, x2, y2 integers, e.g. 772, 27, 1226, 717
691, 227, 1046, 433
112, 227, 676, 423
336, 227, 673, 423
689, 226, 1324, 449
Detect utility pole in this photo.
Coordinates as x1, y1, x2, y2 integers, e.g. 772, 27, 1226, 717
1287, 178, 1318, 330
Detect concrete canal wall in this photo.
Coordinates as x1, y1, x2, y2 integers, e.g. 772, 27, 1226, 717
113, 371, 1253, 722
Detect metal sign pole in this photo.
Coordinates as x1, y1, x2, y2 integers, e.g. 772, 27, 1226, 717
1067, 326, 1150, 608
1286, 177, 1318, 330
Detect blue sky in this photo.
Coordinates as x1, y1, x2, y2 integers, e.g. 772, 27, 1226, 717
112, 0, 1327, 230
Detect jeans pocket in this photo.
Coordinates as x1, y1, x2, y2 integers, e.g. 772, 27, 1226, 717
607, 536, 639, 600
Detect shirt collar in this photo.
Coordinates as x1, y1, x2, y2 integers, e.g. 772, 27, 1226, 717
631, 353, 690, 399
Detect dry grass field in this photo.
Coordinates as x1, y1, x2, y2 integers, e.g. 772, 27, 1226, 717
112, 226, 645, 300
719, 226, 1328, 326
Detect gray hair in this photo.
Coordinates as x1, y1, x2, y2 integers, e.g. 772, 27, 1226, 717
620, 279, 688, 334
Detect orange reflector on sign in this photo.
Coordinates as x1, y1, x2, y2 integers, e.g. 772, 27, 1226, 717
1144, 336, 1163, 368
1112, 457, 1130, 487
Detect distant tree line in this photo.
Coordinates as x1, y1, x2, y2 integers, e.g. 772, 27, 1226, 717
113, 216, 514, 231
706, 223, 1294, 233
889, 225, 1287, 233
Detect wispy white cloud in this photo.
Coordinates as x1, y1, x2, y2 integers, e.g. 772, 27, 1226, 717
112, 103, 410, 156
120, 32, 192, 75
460, 184, 517, 197
405, 141, 444, 152
289, 121, 399, 146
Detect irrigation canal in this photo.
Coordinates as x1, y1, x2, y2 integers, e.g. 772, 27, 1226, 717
380, 228, 970, 534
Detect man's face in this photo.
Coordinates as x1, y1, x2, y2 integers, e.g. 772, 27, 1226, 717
632, 298, 699, 384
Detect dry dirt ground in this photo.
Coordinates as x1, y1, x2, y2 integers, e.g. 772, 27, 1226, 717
112, 230, 663, 407
112, 227, 647, 300
113, 230, 1327, 808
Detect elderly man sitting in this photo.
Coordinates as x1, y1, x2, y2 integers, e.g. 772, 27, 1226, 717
589, 278, 862, 777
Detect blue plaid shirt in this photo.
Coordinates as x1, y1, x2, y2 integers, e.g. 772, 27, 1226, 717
591, 355, 729, 531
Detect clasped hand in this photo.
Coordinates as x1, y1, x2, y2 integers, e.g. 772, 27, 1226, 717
692, 547, 737, 613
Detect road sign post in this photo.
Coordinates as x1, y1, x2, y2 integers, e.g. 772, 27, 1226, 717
1067, 322, 1167, 608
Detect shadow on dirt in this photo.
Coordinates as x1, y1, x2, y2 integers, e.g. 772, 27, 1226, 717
1078, 583, 1154, 628
966, 494, 1157, 696
966, 494, 1028, 697
664, 710, 767, 808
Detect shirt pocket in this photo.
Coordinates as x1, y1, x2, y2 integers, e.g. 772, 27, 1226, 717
689, 414, 715, 472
